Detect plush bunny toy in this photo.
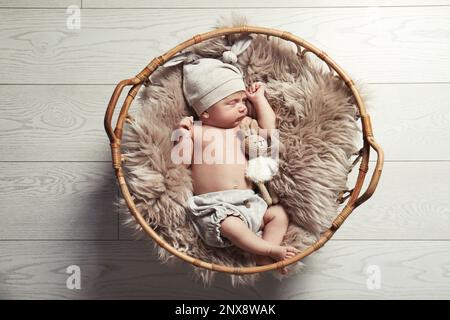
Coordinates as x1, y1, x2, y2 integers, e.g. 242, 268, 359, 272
239, 119, 280, 206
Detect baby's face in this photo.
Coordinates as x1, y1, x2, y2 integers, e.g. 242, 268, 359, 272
201, 91, 248, 128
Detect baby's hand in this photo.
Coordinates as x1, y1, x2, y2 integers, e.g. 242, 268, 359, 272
245, 81, 266, 103
178, 116, 194, 133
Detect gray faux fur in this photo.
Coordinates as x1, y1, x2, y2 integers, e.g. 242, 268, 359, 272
118, 14, 367, 287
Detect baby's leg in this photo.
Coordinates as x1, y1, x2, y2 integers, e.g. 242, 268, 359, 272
256, 205, 296, 273
261, 205, 289, 244
220, 215, 297, 263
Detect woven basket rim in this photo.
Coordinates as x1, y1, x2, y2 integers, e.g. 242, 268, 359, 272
104, 25, 384, 275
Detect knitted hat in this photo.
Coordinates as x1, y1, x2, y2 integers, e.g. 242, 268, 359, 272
162, 35, 253, 116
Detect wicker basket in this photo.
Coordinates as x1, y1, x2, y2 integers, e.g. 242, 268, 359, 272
104, 26, 384, 275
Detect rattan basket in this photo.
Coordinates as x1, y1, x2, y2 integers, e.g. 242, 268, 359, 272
104, 26, 384, 275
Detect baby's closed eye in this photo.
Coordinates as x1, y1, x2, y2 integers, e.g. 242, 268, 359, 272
228, 98, 247, 105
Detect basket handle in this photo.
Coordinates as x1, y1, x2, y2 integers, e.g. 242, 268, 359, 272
104, 76, 146, 170
354, 115, 384, 208
104, 78, 136, 143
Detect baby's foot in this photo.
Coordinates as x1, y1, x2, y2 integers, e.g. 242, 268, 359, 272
271, 246, 299, 275
268, 245, 298, 261
255, 246, 299, 275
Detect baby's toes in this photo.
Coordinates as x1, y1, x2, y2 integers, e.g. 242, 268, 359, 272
287, 246, 299, 253
285, 246, 299, 258
285, 252, 296, 260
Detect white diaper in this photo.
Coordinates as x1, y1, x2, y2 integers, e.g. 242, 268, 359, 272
187, 189, 268, 248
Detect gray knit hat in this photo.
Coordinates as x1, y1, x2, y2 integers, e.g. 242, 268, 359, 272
162, 35, 253, 116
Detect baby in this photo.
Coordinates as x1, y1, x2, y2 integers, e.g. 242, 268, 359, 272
168, 52, 298, 273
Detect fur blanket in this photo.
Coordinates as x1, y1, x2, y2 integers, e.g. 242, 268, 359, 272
118, 14, 367, 286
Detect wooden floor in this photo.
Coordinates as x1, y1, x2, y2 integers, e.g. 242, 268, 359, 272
0, 0, 449, 299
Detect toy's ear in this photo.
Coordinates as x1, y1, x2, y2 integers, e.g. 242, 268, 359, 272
239, 120, 250, 131
238, 121, 249, 141
240, 136, 250, 156
249, 119, 259, 135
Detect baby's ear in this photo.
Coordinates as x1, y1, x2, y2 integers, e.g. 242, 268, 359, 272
200, 111, 209, 119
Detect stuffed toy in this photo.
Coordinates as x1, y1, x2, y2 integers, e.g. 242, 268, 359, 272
239, 118, 281, 206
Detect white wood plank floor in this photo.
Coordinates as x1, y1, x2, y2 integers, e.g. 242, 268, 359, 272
0, 0, 449, 299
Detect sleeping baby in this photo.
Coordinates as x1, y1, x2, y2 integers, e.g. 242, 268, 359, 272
167, 40, 298, 273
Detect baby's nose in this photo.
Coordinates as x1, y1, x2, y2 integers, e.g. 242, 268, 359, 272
238, 103, 247, 113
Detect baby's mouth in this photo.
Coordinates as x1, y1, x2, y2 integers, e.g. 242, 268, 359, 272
237, 112, 247, 122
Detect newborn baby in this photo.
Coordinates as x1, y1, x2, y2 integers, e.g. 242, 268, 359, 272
167, 51, 298, 273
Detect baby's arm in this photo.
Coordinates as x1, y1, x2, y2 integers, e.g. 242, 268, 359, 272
245, 82, 276, 130
171, 116, 194, 168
